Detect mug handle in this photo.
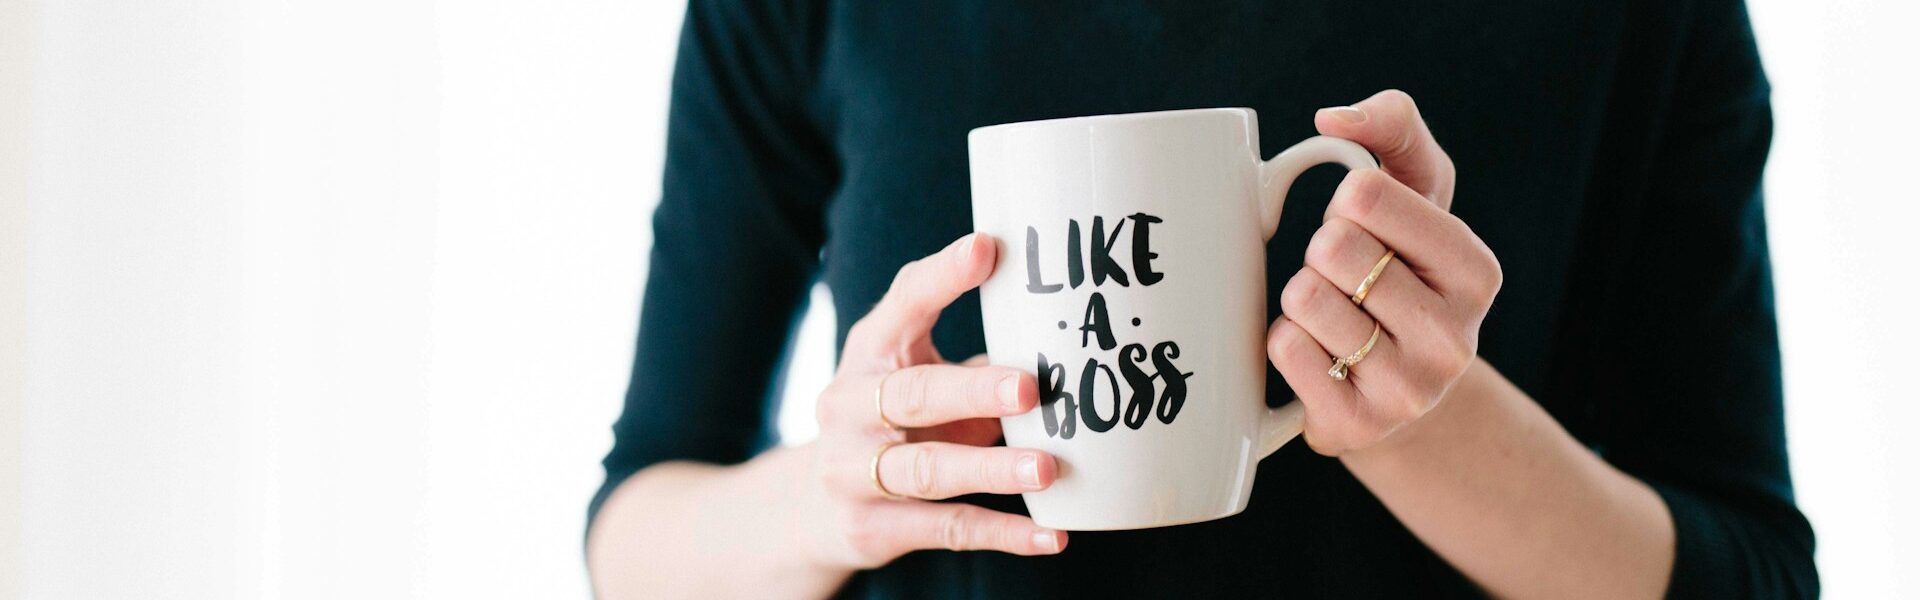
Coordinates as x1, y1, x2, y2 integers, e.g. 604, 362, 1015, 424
1254, 135, 1378, 458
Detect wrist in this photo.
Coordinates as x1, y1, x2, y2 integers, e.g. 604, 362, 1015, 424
698, 443, 856, 597
768, 444, 860, 586
1340, 356, 1492, 468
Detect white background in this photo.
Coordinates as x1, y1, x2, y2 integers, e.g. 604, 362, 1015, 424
1, 1, 1914, 598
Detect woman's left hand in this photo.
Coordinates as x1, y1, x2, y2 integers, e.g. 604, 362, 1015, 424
1267, 89, 1503, 456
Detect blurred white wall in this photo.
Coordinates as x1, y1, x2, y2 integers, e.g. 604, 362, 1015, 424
7, 0, 681, 597
2, 0, 1915, 598
1748, 1, 1920, 596
2, 1, 30, 596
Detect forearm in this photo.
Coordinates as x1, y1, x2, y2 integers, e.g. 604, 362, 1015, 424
587, 444, 850, 599
1341, 358, 1675, 599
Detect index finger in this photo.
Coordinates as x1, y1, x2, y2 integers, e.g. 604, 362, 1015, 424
846, 233, 995, 363
1314, 89, 1456, 209
855, 364, 1035, 430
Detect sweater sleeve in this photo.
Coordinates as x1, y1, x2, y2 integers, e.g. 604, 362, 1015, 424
588, 0, 834, 529
1595, 1, 1818, 596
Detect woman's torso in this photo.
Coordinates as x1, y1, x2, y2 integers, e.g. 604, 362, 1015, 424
789, 2, 1674, 597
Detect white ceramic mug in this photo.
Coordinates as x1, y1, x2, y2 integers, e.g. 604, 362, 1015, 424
969, 108, 1377, 530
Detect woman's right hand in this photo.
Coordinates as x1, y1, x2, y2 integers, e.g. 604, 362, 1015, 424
799, 232, 1068, 570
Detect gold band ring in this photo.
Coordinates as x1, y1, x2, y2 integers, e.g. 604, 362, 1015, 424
870, 441, 907, 500
1351, 250, 1396, 305
875, 370, 905, 431
1327, 322, 1383, 381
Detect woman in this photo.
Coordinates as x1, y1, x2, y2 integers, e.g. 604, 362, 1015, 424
586, 1, 1817, 598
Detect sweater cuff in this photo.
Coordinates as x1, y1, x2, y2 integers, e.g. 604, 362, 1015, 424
1646, 480, 1737, 598
585, 465, 642, 544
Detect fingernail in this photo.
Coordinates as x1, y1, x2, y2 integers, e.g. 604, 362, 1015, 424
999, 375, 1022, 412
1032, 531, 1062, 553
954, 233, 976, 261
1319, 106, 1368, 124
1017, 454, 1042, 488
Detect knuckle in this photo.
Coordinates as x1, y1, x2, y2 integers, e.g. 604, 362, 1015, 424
1487, 259, 1505, 298
909, 445, 941, 498
1362, 90, 1425, 163
1380, 89, 1418, 114
1470, 280, 1498, 309
1412, 306, 1477, 372
1476, 245, 1505, 303
1304, 221, 1355, 271
1279, 323, 1319, 364
1278, 271, 1318, 315
1267, 321, 1301, 365
937, 507, 972, 551
895, 367, 932, 422
1404, 334, 1466, 386
1336, 170, 1390, 220
1440, 333, 1477, 376
816, 378, 854, 424
1450, 217, 1502, 300
1417, 312, 1475, 374
1266, 326, 1290, 365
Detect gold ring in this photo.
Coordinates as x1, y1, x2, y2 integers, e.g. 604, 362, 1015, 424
870, 441, 907, 500
1327, 322, 1383, 381
875, 370, 905, 431
1351, 250, 1396, 305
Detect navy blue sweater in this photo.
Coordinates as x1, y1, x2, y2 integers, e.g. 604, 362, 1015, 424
593, 1, 1817, 597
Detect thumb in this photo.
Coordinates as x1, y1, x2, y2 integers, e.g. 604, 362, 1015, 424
1314, 89, 1456, 209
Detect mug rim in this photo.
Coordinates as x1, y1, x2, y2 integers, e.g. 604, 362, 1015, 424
968, 107, 1253, 140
